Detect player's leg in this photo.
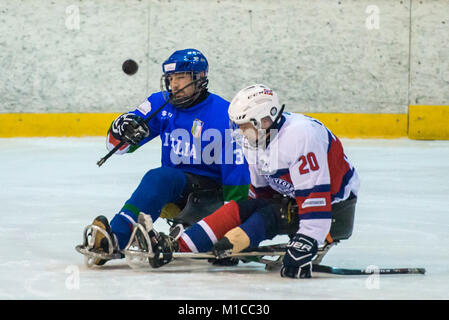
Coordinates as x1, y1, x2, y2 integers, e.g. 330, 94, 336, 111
128, 199, 280, 268
176, 200, 242, 253
85, 215, 121, 266
328, 192, 357, 241
177, 198, 280, 254
162, 172, 223, 225
133, 212, 179, 268
109, 166, 187, 250
311, 192, 358, 265
211, 199, 281, 257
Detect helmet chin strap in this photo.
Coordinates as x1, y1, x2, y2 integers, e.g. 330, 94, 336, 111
166, 76, 208, 109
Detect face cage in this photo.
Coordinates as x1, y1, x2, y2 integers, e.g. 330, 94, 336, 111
229, 119, 267, 150
160, 72, 208, 108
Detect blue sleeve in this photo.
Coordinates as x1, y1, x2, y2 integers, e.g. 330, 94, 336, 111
131, 93, 164, 148
219, 110, 250, 202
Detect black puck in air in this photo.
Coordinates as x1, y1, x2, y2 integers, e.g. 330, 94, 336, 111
122, 59, 138, 75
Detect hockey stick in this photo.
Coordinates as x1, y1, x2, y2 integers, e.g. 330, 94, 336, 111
145, 251, 426, 276
96, 78, 204, 167
311, 264, 426, 275
173, 245, 426, 276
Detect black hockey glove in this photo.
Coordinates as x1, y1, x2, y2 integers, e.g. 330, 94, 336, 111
208, 237, 239, 266
149, 232, 178, 268
280, 233, 318, 279
111, 112, 150, 146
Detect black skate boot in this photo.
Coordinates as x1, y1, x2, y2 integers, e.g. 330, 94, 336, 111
135, 213, 179, 268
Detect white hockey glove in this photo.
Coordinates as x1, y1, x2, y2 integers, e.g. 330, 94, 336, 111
111, 112, 150, 146
280, 233, 318, 279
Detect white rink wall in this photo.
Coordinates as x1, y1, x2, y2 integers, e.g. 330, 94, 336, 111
0, 0, 448, 114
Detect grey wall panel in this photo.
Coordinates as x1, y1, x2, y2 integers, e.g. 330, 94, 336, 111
149, 0, 410, 113
409, 0, 449, 106
0, 0, 149, 113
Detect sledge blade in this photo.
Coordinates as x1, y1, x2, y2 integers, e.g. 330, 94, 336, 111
75, 245, 124, 260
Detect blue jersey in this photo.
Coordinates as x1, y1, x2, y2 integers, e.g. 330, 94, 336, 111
108, 92, 250, 202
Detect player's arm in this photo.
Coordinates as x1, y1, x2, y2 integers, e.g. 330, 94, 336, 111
221, 163, 250, 203
247, 164, 277, 199
219, 133, 251, 202
281, 128, 332, 279
106, 96, 162, 154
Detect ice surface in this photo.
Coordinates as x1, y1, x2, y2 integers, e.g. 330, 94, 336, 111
1, 137, 448, 300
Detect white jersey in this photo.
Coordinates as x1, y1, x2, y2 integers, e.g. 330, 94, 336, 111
243, 112, 360, 244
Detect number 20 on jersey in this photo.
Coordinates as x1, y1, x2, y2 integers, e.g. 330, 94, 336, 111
298, 152, 319, 174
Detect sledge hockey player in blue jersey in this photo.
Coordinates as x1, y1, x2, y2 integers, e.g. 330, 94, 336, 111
79, 49, 250, 266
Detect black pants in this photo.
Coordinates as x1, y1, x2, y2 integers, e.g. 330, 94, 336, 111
236, 193, 357, 241
172, 172, 223, 226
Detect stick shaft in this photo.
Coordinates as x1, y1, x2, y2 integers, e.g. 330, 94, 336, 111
312, 264, 426, 275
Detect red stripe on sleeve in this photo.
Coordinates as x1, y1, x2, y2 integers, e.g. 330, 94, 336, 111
328, 136, 350, 196
107, 131, 129, 151
295, 191, 332, 215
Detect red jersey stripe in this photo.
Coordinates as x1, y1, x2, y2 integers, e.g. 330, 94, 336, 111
327, 136, 350, 196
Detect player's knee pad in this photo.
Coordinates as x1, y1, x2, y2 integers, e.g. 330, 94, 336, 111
223, 227, 251, 253
160, 202, 182, 219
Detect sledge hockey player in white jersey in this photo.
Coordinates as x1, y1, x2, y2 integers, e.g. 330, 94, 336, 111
136, 84, 360, 278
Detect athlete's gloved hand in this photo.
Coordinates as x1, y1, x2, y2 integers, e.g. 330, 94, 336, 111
149, 232, 178, 268
208, 237, 239, 266
280, 233, 318, 279
111, 112, 150, 146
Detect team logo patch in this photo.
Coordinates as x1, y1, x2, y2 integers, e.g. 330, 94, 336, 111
264, 176, 295, 198
301, 198, 327, 209
164, 63, 176, 72
191, 119, 204, 138
161, 110, 173, 118
263, 89, 273, 96
137, 100, 152, 115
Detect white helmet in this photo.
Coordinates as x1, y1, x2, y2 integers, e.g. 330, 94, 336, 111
229, 84, 281, 127
228, 84, 284, 148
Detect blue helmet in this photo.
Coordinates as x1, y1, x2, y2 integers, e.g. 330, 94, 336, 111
162, 49, 209, 75
160, 49, 209, 108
